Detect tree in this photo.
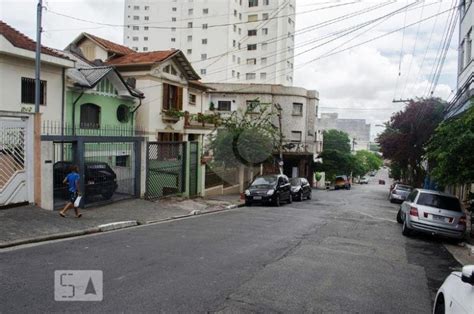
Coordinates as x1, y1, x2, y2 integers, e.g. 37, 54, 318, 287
354, 150, 383, 176
426, 105, 474, 186
323, 129, 351, 153
377, 98, 445, 186
207, 101, 281, 168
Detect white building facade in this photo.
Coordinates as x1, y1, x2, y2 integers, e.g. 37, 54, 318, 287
123, 0, 296, 85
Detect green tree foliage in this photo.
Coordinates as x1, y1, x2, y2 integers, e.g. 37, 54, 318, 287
208, 101, 281, 168
426, 105, 474, 185
353, 150, 383, 177
323, 129, 351, 153
377, 98, 445, 186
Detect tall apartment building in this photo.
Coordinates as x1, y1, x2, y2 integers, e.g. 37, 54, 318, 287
123, 0, 296, 85
446, 0, 473, 119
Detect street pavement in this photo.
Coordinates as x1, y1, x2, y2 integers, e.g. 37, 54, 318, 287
0, 170, 460, 313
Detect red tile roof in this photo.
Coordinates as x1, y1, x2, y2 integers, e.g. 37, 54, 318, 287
0, 20, 67, 59
84, 33, 135, 56
106, 50, 177, 66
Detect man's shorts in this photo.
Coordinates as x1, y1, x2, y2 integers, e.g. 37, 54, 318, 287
69, 191, 78, 203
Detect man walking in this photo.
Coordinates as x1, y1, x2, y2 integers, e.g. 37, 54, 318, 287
59, 165, 82, 218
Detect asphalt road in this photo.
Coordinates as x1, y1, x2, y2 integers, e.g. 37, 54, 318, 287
0, 170, 460, 313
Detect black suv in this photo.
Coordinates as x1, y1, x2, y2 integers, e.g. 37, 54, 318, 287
53, 161, 118, 201
245, 174, 292, 206
290, 177, 312, 201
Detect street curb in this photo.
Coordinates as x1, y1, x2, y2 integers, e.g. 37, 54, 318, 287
97, 221, 138, 232
0, 203, 246, 249
0, 228, 100, 249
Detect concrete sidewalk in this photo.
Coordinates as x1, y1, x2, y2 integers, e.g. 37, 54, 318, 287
0, 197, 242, 248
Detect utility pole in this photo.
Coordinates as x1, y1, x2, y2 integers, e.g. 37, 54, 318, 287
35, 0, 43, 113
274, 103, 284, 174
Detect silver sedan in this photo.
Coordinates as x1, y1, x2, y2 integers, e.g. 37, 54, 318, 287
397, 189, 466, 240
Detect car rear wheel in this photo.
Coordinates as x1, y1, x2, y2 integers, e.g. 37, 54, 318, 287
102, 189, 114, 200
396, 209, 403, 224
288, 194, 293, 204
307, 192, 312, 200
298, 192, 303, 201
402, 219, 412, 236
434, 295, 445, 314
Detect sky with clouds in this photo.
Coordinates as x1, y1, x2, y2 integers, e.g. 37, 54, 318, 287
0, 0, 460, 139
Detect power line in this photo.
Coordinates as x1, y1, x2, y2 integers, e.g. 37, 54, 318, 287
392, 0, 412, 101
225, 4, 456, 94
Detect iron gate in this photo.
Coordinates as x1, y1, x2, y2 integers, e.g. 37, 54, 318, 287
189, 142, 199, 197
0, 116, 33, 207
146, 142, 186, 199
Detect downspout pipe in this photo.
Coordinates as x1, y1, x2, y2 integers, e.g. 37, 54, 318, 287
131, 98, 143, 135
72, 91, 85, 136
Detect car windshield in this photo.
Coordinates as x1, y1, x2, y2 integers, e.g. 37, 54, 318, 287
417, 193, 461, 212
251, 176, 277, 188
290, 178, 301, 186
396, 185, 412, 191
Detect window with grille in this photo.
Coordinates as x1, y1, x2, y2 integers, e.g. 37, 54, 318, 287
291, 131, 302, 142
292, 103, 303, 116
249, 0, 258, 7
248, 29, 257, 36
21, 77, 46, 105
80, 103, 101, 129
217, 101, 231, 111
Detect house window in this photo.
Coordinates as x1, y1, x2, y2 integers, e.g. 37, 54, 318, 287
262, 13, 269, 20
133, 16, 139, 20
143, 47, 148, 51
247, 58, 257, 65
201, 69, 207, 75
116, 155, 129, 167
203, 8, 209, 14
248, 29, 257, 36
262, 28, 268, 35
249, 0, 258, 7
21, 77, 46, 105
157, 132, 182, 142
263, 0, 269, 4
291, 131, 302, 142
202, 38, 208, 44
467, 29, 472, 64
260, 72, 266, 80
172, 7, 177, 11
144, 16, 149, 20
80, 103, 101, 129
188, 8, 193, 15
202, 24, 208, 29
217, 101, 231, 111
144, 26, 149, 30
162, 83, 183, 111
189, 94, 197, 106
117, 104, 130, 123
188, 22, 193, 28
187, 35, 192, 42
133, 5, 139, 10
292, 103, 303, 116
247, 44, 257, 51
201, 54, 207, 60
261, 42, 267, 50
133, 26, 139, 30
248, 14, 258, 22
261, 57, 267, 65
144, 5, 150, 10
246, 73, 256, 80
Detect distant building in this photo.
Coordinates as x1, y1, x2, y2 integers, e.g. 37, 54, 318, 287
123, 0, 296, 85
316, 113, 371, 152
207, 83, 320, 183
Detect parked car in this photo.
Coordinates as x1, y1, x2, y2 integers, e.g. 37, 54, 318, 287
397, 189, 466, 240
245, 174, 292, 207
369, 171, 376, 176
433, 265, 474, 314
389, 184, 412, 203
334, 175, 351, 190
290, 177, 312, 201
54, 161, 118, 201
359, 176, 369, 184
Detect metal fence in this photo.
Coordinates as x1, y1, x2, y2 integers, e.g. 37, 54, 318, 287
146, 142, 186, 200
189, 142, 199, 197
49, 137, 142, 210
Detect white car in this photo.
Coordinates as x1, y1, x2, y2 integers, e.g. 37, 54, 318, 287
433, 265, 474, 314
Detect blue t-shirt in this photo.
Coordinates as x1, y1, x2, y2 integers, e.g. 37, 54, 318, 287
66, 172, 80, 192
